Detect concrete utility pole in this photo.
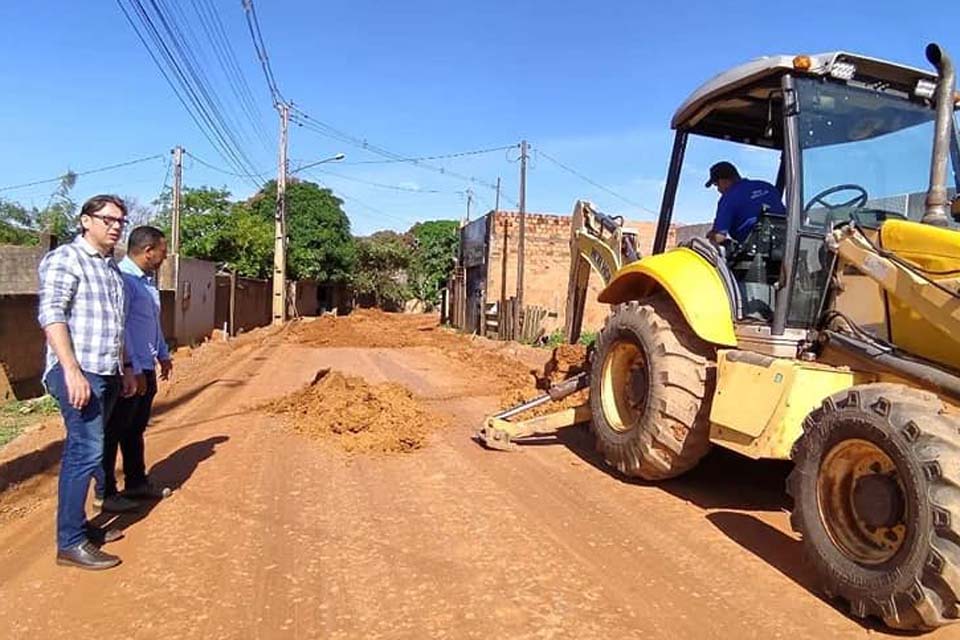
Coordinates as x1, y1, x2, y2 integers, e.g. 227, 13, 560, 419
465, 188, 474, 222
272, 102, 290, 326
515, 140, 528, 336
171, 145, 183, 255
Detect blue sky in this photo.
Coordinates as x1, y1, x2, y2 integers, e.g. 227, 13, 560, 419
0, 1, 957, 236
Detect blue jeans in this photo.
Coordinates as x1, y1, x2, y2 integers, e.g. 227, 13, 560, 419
46, 364, 120, 549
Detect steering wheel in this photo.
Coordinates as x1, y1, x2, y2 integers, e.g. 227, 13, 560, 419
803, 184, 869, 213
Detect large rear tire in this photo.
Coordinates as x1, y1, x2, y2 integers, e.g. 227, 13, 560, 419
788, 383, 960, 630
589, 296, 714, 480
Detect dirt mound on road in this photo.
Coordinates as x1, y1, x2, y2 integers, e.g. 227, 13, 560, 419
264, 369, 442, 454
291, 310, 437, 349
292, 310, 537, 393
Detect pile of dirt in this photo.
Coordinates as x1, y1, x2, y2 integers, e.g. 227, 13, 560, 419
292, 310, 537, 394
264, 369, 442, 454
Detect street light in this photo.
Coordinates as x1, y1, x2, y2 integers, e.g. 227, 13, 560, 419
293, 152, 346, 174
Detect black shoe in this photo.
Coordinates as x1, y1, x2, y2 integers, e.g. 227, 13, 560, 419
84, 523, 124, 545
56, 541, 121, 570
122, 479, 171, 500
99, 494, 140, 513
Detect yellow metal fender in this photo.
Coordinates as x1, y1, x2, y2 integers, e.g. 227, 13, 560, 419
597, 248, 737, 346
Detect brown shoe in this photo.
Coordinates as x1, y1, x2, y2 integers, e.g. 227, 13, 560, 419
56, 541, 121, 570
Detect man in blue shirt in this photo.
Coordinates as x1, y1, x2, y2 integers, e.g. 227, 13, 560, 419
98, 225, 173, 512
705, 161, 785, 245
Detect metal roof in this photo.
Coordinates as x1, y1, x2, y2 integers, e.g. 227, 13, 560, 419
672, 52, 936, 131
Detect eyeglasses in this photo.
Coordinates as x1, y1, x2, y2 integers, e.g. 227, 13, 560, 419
88, 213, 128, 228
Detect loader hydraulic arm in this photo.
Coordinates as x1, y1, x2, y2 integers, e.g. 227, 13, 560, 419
829, 224, 960, 345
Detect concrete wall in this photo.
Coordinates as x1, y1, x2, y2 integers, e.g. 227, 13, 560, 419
483, 211, 670, 334
295, 280, 319, 317
174, 256, 216, 346
216, 276, 272, 334
0, 245, 46, 295
0, 294, 45, 399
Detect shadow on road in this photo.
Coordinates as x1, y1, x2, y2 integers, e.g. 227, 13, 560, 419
153, 379, 246, 415
512, 425, 926, 636
541, 423, 792, 512
90, 435, 229, 533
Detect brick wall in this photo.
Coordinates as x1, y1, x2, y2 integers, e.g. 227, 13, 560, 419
483, 211, 673, 335
0, 245, 45, 295
0, 294, 45, 399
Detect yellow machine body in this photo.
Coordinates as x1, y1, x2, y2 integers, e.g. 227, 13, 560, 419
598, 248, 738, 347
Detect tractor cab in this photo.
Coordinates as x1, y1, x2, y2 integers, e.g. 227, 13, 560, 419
647, 51, 960, 355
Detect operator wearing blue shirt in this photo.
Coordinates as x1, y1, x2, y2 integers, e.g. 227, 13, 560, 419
705, 161, 785, 245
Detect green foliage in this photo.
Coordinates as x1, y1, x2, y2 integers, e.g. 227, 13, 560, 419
541, 329, 597, 349
0, 173, 78, 246
156, 186, 275, 278
407, 220, 459, 310
0, 395, 59, 447
353, 230, 412, 310
246, 180, 356, 282
152, 180, 355, 281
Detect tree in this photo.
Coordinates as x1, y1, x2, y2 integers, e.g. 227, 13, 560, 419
246, 179, 356, 282
407, 220, 459, 309
353, 231, 412, 310
0, 173, 78, 246
153, 186, 274, 277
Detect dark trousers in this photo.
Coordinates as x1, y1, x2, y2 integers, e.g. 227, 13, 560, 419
46, 364, 120, 549
102, 370, 157, 497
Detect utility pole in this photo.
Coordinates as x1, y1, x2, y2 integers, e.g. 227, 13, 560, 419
494, 176, 501, 215
271, 102, 290, 326
465, 188, 474, 222
171, 145, 183, 255
515, 140, 528, 337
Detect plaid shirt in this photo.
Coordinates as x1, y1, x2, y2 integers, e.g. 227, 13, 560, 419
38, 235, 126, 377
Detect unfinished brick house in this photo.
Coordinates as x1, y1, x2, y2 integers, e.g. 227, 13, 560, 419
454, 209, 675, 338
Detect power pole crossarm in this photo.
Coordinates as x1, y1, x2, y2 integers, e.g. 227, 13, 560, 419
272, 102, 290, 326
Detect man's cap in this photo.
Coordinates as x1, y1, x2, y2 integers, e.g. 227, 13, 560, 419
705, 161, 740, 188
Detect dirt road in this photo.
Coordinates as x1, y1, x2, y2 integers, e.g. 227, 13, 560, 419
0, 313, 955, 639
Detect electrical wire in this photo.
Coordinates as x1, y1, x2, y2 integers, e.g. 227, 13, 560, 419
289, 108, 518, 207
343, 144, 519, 165
116, 0, 264, 189
185, 150, 267, 180
534, 147, 657, 216
306, 169, 448, 194
241, 0, 283, 106
0, 154, 166, 193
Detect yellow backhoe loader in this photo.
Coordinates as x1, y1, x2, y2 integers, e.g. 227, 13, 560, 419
478, 43, 960, 631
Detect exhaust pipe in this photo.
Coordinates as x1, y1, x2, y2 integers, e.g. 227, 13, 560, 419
922, 43, 956, 227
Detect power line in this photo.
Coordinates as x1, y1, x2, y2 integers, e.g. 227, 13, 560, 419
116, 0, 264, 189
343, 144, 518, 165
185, 150, 266, 181
306, 168, 449, 194
534, 147, 657, 216
241, 0, 282, 106
289, 108, 518, 206
0, 154, 165, 193
188, 0, 271, 151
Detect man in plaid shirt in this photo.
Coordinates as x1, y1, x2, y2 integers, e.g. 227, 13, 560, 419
38, 194, 137, 570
